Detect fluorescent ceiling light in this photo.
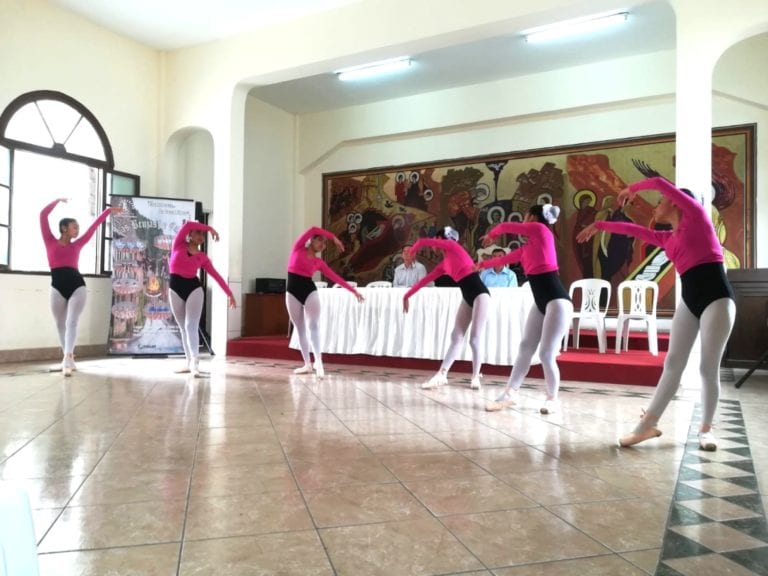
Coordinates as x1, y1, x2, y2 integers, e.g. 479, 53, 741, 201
336, 57, 411, 81
524, 11, 628, 43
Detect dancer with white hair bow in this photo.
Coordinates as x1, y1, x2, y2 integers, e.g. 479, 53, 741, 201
479, 203, 573, 414
403, 226, 491, 390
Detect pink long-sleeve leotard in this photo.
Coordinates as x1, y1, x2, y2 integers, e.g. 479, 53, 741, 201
287, 227, 357, 295
479, 222, 559, 275
169, 221, 234, 298
404, 239, 476, 300
593, 177, 723, 275
40, 199, 110, 270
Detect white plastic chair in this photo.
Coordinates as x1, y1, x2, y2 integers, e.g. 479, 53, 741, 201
615, 280, 659, 356
314, 281, 328, 288
563, 279, 611, 353
367, 281, 392, 288
332, 281, 357, 288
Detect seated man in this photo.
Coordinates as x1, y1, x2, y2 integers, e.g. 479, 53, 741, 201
393, 243, 428, 287
480, 247, 518, 287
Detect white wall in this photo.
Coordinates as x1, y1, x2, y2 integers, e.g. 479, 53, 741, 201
243, 97, 296, 289
0, 0, 160, 352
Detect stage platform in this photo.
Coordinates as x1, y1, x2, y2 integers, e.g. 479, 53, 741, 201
227, 331, 669, 387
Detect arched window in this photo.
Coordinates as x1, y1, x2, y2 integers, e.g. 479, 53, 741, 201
0, 90, 138, 273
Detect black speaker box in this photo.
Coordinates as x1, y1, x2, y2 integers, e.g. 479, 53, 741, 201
254, 277, 286, 294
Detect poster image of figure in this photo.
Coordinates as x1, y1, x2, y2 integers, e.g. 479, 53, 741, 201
108, 196, 196, 355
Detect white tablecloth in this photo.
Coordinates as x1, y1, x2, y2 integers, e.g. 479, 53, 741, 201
289, 285, 538, 365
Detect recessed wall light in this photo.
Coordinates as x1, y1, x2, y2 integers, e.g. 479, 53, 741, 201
336, 57, 412, 81
523, 11, 629, 43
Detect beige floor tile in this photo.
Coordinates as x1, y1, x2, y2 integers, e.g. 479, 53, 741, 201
461, 446, 561, 475
620, 548, 660, 574
179, 531, 333, 576
196, 425, 276, 445
281, 436, 372, 462
378, 451, 488, 482
677, 496, 761, 521
184, 489, 313, 540
670, 522, 767, 552
581, 462, 679, 497
31, 507, 62, 543
194, 439, 286, 467
291, 456, 398, 490
38, 499, 186, 552
71, 470, 190, 505
190, 461, 297, 498
1, 450, 102, 479
38, 543, 180, 576
432, 427, 525, 450
499, 467, 629, 505
405, 475, 537, 516
662, 553, 759, 576
548, 497, 670, 551
357, 432, 450, 453
320, 516, 484, 575
493, 554, 649, 575
441, 507, 608, 568
305, 482, 431, 527
1, 476, 86, 508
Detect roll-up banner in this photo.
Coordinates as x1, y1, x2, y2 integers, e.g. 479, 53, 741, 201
108, 196, 195, 355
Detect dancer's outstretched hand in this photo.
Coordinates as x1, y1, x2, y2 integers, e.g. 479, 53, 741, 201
576, 223, 599, 243
402, 296, 410, 314
616, 187, 633, 207
58, 197, 69, 203
479, 234, 493, 248
228, 295, 237, 309
209, 228, 220, 242
354, 291, 365, 303
109, 205, 124, 215
333, 236, 345, 252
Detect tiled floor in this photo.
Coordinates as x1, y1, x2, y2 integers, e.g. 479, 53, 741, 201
0, 356, 766, 575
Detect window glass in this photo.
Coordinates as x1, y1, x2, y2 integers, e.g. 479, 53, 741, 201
37, 100, 81, 145
0, 226, 8, 266
11, 150, 100, 273
5, 103, 54, 148
0, 146, 9, 187
0, 187, 8, 226
66, 119, 106, 160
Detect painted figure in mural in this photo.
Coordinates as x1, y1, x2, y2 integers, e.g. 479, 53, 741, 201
286, 227, 364, 379
571, 189, 597, 278
598, 204, 635, 285
479, 204, 573, 415
169, 220, 236, 376
40, 198, 122, 376
577, 177, 736, 451
403, 226, 490, 390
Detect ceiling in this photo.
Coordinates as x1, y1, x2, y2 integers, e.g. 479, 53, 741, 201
50, 0, 676, 115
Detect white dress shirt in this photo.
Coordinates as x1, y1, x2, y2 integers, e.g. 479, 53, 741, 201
393, 261, 428, 287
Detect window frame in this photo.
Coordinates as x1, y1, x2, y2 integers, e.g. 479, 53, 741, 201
0, 90, 139, 276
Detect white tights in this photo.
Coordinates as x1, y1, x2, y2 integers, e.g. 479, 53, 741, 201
440, 293, 491, 379
169, 287, 204, 366
286, 291, 323, 368
504, 298, 573, 398
50, 286, 87, 356
638, 297, 735, 432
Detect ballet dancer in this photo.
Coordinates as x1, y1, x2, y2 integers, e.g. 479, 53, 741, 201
481, 204, 573, 414
40, 197, 120, 376
577, 176, 735, 450
403, 226, 490, 390
169, 220, 236, 376
287, 227, 364, 378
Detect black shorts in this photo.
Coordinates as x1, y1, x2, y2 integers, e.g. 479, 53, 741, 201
287, 272, 317, 305
527, 271, 570, 314
169, 274, 202, 302
457, 273, 490, 307
680, 262, 735, 319
51, 267, 85, 300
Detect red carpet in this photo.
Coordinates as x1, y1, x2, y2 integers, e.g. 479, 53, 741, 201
227, 331, 668, 387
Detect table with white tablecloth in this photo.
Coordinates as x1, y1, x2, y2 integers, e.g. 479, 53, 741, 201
288, 285, 538, 365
